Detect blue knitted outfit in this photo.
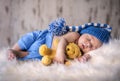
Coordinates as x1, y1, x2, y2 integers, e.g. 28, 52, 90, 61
17, 18, 112, 61
18, 30, 53, 60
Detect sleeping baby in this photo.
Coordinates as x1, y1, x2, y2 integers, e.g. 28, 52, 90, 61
8, 18, 112, 63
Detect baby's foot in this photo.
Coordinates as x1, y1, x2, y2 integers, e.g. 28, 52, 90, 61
7, 49, 28, 60
7, 49, 16, 60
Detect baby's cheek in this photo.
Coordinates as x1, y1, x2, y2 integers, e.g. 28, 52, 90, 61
83, 49, 90, 54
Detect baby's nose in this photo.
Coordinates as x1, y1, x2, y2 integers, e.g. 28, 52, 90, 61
86, 42, 92, 48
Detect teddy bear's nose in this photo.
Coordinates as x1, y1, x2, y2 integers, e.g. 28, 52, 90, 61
73, 51, 75, 54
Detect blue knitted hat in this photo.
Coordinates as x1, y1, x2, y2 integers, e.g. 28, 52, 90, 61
80, 25, 111, 43
48, 18, 112, 43
69, 23, 112, 43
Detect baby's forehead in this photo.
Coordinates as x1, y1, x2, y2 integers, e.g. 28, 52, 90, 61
81, 33, 94, 38
82, 33, 102, 42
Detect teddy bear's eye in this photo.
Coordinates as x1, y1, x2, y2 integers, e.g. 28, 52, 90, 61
67, 48, 70, 51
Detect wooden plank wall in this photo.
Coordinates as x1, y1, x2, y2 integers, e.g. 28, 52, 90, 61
0, 0, 120, 48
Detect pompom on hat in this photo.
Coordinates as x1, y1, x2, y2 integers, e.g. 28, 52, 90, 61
48, 18, 112, 43
48, 18, 68, 36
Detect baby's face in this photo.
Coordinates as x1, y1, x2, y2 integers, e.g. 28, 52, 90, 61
77, 34, 102, 53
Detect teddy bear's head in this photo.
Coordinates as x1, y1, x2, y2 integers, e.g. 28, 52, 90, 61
66, 43, 81, 59
39, 43, 82, 66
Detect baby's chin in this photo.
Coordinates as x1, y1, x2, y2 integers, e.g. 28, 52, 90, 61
79, 46, 88, 54
79, 45, 85, 55
80, 49, 84, 55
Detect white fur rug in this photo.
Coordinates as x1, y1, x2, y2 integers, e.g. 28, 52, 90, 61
0, 39, 120, 81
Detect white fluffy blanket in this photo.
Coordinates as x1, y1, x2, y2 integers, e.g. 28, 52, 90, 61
0, 39, 120, 81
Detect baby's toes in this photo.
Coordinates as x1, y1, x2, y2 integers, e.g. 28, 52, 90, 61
7, 49, 16, 60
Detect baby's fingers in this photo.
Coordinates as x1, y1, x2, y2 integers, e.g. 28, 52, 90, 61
53, 57, 64, 64
77, 54, 91, 62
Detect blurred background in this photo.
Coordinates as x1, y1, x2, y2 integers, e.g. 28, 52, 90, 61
0, 0, 120, 48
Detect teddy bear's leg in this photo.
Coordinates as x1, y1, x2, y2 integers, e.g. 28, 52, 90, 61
39, 44, 52, 56
65, 60, 71, 66
41, 56, 52, 66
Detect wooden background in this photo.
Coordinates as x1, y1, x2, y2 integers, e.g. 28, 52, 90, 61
0, 0, 120, 48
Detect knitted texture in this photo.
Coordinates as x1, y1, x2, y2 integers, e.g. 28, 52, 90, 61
48, 18, 112, 43
48, 18, 68, 36
80, 26, 111, 43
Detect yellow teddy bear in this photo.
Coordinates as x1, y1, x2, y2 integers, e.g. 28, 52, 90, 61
39, 39, 82, 66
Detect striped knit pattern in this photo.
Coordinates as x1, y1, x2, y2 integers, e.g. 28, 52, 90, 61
66, 22, 112, 33
48, 18, 112, 37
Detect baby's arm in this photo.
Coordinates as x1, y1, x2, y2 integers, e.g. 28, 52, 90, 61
54, 32, 80, 63
54, 37, 67, 63
77, 54, 91, 62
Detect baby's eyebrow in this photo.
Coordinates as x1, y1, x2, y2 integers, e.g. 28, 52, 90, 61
90, 37, 96, 46
90, 35, 94, 40
94, 46, 97, 49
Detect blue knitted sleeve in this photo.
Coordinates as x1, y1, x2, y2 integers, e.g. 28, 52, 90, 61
17, 30, 42, 50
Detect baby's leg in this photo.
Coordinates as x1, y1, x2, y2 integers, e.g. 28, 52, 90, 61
8, 49, 28, 60
8, 49, 16, 60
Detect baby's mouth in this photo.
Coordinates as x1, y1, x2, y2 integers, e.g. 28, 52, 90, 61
81, 43, 85, 49
79, 43, 85, 54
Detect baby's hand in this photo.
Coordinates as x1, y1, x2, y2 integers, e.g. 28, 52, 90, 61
53, 53, 66, 64
77, 54, 91, 62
